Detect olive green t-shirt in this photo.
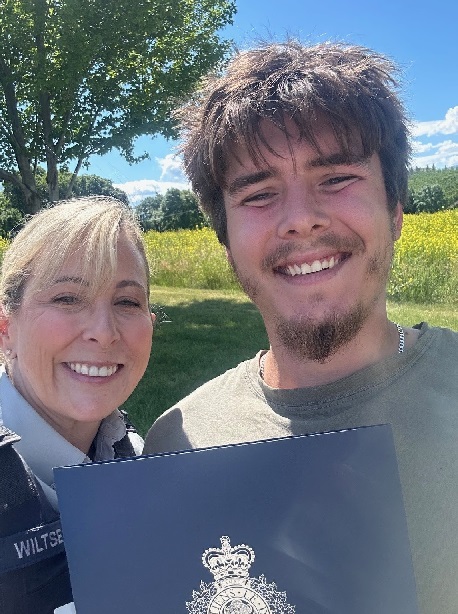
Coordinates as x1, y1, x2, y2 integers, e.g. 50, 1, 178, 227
144, 323, 458, 614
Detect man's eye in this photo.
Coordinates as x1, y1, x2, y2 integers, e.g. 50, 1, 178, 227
243, 192, 276, 206
322, 175, 358, 187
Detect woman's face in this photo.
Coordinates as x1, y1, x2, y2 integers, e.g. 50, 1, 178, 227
1, 233, 154, 434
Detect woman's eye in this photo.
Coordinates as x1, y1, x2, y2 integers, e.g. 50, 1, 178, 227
52, 295, 80, 305
116, 298, 142, 308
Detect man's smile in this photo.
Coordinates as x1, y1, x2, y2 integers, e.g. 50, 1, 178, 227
276, 254, 346, 276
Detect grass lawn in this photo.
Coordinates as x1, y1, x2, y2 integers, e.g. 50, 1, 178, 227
122, 286, 458, 436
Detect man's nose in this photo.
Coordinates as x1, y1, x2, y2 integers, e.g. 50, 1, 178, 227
277, 186, 331, 239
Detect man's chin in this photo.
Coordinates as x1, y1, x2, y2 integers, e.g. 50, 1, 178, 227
275, 304, 368, 363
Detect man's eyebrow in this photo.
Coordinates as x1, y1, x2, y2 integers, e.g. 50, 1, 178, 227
306, 152, 370, 169
226, 170, 274, 195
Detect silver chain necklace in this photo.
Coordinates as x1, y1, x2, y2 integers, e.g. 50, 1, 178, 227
259, 323, 405, 380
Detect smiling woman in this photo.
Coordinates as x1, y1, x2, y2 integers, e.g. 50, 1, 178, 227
0, 197, 154, 613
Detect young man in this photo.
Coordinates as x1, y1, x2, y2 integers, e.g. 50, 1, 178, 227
144, 42, 458, 612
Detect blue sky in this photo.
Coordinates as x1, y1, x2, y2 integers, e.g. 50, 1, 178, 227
86, 0, 458, 204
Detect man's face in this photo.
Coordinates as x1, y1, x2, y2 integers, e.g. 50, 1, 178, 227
222, 120, 402, 360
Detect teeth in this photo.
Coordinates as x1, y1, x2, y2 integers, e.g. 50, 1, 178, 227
69, 363, 118, 377
286, 256, 340, 276
300, 262, 312, 274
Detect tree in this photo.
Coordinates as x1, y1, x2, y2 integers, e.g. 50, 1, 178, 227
136, 188, 207, 231
3, 169, 128, 213
0, 0, 235, 214
135, 194, 164, 231
0, 193, 24, 238
161, 188, 207, 230
408, 167, 458, 209
406, 184, 448, 214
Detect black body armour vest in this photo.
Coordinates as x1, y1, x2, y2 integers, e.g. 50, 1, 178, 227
0, 423, 137, 613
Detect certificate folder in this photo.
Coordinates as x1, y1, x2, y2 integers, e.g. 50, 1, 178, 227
54, 425, 418, 613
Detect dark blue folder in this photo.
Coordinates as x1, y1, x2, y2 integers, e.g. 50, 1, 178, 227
54, 425, 418, 613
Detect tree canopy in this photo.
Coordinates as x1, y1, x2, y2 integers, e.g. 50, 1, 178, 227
0, 169, 129, 236
408, 167, 458, 210
136, 188, 207, 231
0, 0, 235, 213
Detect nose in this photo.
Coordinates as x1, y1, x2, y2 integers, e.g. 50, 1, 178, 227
277, 185, 331, 239
82, 304, 120, 348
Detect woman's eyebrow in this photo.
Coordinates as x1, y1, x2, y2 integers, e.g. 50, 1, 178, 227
53, 276, 88, 286
53, 278, 146, 292
226, 170, 274, 195
116, 280, 147, 291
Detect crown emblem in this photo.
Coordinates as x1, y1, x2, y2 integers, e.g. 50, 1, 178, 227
202, 536, 255, 587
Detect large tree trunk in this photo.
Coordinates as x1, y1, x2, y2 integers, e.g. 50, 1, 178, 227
0, 57, 42, 214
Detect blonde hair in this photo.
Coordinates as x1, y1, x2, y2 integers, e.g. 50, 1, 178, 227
0, 197, 149, 312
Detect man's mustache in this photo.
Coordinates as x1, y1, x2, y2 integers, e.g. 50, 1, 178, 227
262, 232, 364, 270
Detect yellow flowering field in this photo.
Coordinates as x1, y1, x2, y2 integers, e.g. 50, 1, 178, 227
143, 227, 236, 290
0, 211, 455, 304
0, 237, 9, 256
144, 211, 457, 304
388, 210, 458, 303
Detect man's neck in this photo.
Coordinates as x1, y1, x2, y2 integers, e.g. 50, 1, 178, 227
263, 316, 414, 389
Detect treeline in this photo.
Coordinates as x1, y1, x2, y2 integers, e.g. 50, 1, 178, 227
406, 167, 458, 213
1, 166, 457, 237
0, 170, 128, 237
135, 188, 207, 231
136, 167, 458, 231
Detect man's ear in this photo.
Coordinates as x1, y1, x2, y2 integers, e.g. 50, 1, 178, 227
150, 311, 157, 327
393, 201, 403, 241
225, 246, 234, 268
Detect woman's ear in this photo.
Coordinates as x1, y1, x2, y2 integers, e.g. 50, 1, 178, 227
151, 311, 157, 326
0, 305, 13, 356
0, 305, 9, 336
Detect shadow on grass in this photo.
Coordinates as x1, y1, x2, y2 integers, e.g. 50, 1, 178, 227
122, 297, 268, 436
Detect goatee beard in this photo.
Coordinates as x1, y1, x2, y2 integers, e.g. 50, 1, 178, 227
275, 303, 369, 363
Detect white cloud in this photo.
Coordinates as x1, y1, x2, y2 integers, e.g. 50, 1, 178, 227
114, 153, 190, 205
413, 106, 458, 137
411, 139, 458, 169
114, 178, 190, 205
411, 141, 434, 155
156, 153, 187, 181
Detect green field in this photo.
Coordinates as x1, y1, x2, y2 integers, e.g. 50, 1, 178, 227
0, 211, 455, 435
122, 286, 458, 436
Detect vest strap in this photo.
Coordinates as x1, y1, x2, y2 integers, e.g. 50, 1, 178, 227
0, 519, 65, 574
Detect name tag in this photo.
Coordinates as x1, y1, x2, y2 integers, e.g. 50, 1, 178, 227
0, 519, 65, 573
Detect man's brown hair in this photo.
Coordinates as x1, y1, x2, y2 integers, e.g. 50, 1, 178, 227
178, 40, 411, 246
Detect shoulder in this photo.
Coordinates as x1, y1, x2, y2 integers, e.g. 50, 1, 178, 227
143, 357, 259, 454
172, 357, 257, 409
414, 322, 458, 350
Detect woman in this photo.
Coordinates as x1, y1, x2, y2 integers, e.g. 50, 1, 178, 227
0, 197, 155, 613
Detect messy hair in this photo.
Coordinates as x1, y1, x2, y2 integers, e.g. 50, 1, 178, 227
0, 196, 149, 312
178, 40, 411, 246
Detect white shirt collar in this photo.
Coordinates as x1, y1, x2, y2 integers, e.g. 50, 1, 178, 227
0, 366, 128, 501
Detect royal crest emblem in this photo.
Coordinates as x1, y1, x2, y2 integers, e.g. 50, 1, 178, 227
186, 536, 295, 614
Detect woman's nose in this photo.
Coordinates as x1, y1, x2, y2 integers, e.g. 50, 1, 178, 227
82, 306, 121, 348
